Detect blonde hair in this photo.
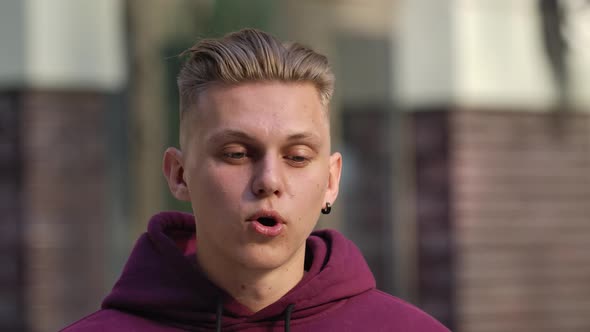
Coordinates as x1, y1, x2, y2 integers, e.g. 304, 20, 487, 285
177, 28, 335, 117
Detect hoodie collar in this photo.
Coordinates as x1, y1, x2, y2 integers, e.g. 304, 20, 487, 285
103, 211, 376, 329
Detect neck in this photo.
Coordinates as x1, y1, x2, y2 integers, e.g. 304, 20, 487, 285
197, 246, 306, 313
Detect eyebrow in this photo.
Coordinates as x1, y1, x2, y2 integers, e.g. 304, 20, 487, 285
207, 130, 254, 143
207, 129, 322, 145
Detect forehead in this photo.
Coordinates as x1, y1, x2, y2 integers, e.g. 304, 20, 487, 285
188, 82, 330, 143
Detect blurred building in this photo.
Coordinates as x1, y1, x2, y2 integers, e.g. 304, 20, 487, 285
0, 1, 127, 331
1, 1, 589, 332
396, 1, 590, 331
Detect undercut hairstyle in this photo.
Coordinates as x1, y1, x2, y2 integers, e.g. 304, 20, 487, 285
177, 28, 335, 119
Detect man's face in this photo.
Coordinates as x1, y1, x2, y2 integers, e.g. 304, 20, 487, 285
170, 82, 341, 271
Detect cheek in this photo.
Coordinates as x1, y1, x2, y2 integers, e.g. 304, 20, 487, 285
289, 169, 329, 205
191, 162, 248, 204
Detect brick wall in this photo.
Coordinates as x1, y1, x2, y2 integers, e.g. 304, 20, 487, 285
0, 92, 26, 331
414, 110, 590, 332
452, 111, 590, 332
413, 111, 454, 328
21, 91, 109, 332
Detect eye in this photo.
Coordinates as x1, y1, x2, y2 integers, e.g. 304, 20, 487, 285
287, 155, 307, 163
224, 151, 247, 159
220, 145, 249, 164
284, 149, 313, 167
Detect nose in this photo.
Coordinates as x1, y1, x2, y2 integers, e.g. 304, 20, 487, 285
251, 155, 283, 198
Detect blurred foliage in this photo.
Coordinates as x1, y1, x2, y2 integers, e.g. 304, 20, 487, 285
209, 0, 276, 36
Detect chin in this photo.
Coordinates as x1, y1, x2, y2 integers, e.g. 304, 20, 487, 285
235, 246, 299, 271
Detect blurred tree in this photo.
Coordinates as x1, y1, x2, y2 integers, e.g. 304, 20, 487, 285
539, 0, 569, 110
209, 0, 276, 36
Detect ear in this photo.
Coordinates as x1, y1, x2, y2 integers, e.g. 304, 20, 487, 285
162, 147, 190, 201
324, 152, 342, 205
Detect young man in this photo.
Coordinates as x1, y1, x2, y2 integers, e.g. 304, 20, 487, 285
62, 29, 449, 331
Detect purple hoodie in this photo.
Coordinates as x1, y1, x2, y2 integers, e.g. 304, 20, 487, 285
61, 211, 449, 331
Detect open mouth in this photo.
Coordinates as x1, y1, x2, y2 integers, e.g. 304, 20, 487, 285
257, 217, 278, 227
246, 210, 285, 236
247, 211, 285, 237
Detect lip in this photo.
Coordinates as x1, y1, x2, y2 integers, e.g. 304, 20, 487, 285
246, 210, 286, 237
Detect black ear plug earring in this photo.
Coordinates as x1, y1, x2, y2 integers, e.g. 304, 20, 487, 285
321, 202, 331, 215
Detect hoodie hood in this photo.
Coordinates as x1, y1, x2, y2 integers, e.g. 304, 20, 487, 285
102, 211, 376, 330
